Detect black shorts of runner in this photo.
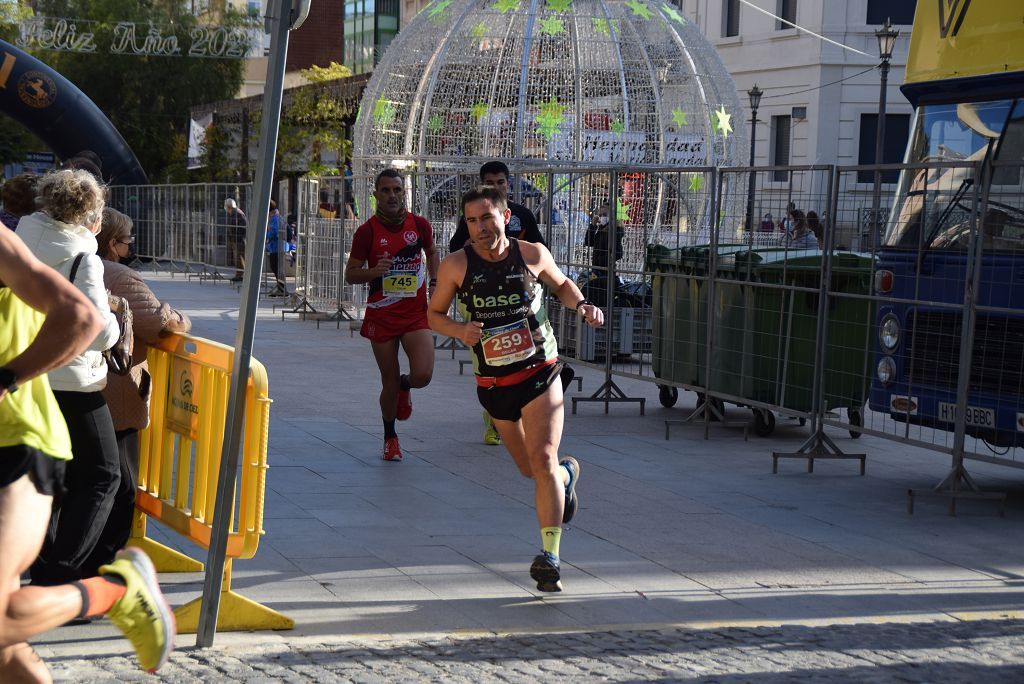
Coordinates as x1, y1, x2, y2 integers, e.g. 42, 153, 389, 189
477, 362, 564, 422
0, 445, 66, 497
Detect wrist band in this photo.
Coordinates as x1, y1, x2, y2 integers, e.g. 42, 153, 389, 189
575, 298, 593, 312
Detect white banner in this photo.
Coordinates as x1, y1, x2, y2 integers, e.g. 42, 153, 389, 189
663, 134, 706, 167
580, 130, 648, 165
187, 113, 213, 170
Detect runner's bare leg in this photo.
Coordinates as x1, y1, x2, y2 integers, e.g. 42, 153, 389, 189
491, 381, 566, 529
0, 475, 86, 683
370, 338, 402, 421
399, 328, 435, 389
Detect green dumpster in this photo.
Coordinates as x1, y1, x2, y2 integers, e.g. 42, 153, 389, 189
647, 244, 760, 403
710, 249, 874, 421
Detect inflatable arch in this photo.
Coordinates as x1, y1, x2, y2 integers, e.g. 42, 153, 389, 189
0, 39, 148, 185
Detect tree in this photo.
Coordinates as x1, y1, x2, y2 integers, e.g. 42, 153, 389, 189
282, 62, 355, 176
22, 0, 246, 181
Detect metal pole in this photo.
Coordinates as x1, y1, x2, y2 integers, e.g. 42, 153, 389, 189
196, 0, 293, 648
605, 170, 618, 410
746, 108, 757, 234
951, 167, 987, 478
703, 168, 720, 438
870, 58, 890, 250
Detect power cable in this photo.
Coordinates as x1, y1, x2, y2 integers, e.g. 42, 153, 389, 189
737, 0, 875, 58
759, 66, 877, 100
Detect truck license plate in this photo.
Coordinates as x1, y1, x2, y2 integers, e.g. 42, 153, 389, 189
938, 402, 995, 428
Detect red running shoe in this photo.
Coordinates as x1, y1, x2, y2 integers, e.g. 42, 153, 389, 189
396, 386, 412, 421
383, 437, 403, 461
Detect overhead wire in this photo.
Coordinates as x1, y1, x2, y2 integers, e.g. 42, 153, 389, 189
736, 0, 875, 58
759, 66, 877, 100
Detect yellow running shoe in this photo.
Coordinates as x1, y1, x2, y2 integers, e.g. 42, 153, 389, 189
100, 547, 176, 673
483, 410, 501, 446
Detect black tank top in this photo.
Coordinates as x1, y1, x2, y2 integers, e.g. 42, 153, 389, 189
456, 239, 558, 377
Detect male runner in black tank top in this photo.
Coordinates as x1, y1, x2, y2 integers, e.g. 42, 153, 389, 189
428, 186, 603, 593
448, 160, 546, 447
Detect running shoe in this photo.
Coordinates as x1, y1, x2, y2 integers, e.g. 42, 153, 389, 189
560, 456, 581, 524
483, 410, 501, 446
100, 547, 175, 673
530, 551, 562, 592
396, 384, 413, 421
383, 436, 403, 461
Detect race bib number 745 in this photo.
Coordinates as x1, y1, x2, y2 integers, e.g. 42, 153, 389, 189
382, 270, 418, 297
481, 319, 535, 366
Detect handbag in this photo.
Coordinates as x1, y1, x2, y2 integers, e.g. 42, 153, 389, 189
69, 253, 134, 376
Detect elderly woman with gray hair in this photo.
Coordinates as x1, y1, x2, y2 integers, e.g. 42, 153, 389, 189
88, 207, 191, 572
16, 169, 123, 586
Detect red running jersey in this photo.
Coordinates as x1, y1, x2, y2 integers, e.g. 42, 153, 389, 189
350, 212, 434, 318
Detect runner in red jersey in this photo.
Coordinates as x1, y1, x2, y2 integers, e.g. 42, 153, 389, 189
345, 169, 439, 461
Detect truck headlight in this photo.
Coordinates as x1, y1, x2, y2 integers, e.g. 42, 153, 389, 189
877, 356, 896, 386
879, 314, 900, 351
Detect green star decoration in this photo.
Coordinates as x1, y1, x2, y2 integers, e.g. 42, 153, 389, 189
471, 22, 488, 38
625, 0, 653, 20
547, 0, 573, 12
592, 17, 611, 34
373, 97, 396, 128
532, 174, 549, 191
616, 198, 630, 222
471, 101, 489, 121
609, 119, 625, 135
535, 97, 565, 142
539, 17, 565, 35
428, 113, 443, 134
712, 105, 732, 137
688, 174, 704, 192
671, 108, 688, 129
493, 0, 519, 13
427, 0, 452, 18
661, 2, 686, 25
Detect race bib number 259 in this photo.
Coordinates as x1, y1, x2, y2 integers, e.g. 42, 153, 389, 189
481, 319, 535, 366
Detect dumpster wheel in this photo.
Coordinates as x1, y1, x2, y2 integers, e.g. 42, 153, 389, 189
753, 408, 775, 437
658, 385, 678, 408
847, 407, 863, 439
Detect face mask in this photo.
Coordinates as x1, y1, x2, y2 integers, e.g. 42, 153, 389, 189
598, 216, 609, 226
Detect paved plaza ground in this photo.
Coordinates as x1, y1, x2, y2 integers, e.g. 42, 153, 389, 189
36, 270, 1024, 682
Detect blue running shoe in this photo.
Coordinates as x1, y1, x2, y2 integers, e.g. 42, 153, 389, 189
560, 456, 580, 524
530, 551, 562, 592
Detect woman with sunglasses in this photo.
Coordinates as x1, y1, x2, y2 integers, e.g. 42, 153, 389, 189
89, 208, 191, 573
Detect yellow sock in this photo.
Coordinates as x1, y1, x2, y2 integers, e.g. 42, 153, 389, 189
541, 527, 561, 556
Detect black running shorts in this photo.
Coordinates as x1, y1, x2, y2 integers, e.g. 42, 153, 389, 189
0, 445, 66, 497
477, 362, 564, 422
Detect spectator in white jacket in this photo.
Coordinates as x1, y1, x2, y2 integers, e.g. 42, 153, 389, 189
16, 169, 123, 586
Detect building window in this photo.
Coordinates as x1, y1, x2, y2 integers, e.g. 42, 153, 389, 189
776, 0, 796, 29
771, 115, 791, 182
867, 0, 916, 25
723, 0, 739, 37
344, 0, 400, 75
857, 113, 911, 183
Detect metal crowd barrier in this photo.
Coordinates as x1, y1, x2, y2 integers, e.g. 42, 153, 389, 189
129, 333, 293, 633
111, 160, 1024, 514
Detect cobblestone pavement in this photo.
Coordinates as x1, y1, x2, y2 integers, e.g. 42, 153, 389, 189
49, 619, 1024, 682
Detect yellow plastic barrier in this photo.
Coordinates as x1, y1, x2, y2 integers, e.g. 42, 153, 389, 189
130, 333, 293, 633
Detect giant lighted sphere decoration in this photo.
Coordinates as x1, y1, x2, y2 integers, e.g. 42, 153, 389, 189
353, 0, 746, 170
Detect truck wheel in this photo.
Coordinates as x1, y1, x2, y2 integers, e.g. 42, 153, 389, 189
753, 409, 776, 437
659, 385, 678, 408
848, 407, 863, 439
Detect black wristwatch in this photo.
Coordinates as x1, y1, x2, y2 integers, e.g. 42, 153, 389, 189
575, 299, 594, 312
0, 367, 18, 394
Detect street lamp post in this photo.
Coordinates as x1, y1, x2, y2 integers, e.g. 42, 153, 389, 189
870, 18, 899, 249
746, 84, 762, 236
